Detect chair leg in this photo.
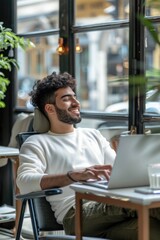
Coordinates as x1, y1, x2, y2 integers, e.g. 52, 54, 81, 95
16, 199, 27, 240
28, 199, 39, 240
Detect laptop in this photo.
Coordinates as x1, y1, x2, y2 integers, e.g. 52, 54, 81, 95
83, 134, 160, 190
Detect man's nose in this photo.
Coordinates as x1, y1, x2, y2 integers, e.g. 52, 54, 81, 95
72, 98, 80, 105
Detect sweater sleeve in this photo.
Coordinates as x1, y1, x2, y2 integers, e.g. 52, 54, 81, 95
16, 141, 47, 194
96, 129, 116, 165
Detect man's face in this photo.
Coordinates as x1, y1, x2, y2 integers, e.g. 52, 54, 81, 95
54, 87, 81, 124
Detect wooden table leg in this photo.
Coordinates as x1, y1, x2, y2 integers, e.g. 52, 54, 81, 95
137, 205, 149, 240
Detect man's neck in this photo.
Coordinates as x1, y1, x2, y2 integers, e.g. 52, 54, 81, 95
50, 123, 75, 134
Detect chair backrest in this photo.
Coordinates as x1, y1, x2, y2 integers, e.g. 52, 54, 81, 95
33, 197, 63, 231
16, 131, 38, 148
17, 132, 63, 233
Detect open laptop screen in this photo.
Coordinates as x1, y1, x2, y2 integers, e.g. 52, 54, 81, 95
82, 134, 160, 190
108, 134, 160, 189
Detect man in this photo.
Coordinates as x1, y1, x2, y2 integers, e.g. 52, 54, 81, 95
17, 72, 160, 239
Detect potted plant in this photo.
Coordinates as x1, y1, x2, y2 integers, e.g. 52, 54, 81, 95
0, 22, 34, 108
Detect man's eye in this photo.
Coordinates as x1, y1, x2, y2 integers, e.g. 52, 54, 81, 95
62, 95, 77, 101
63, 97, 69, 101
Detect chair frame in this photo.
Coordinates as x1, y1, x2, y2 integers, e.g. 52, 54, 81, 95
16, 188, 63, 240
16, 132, 65, 239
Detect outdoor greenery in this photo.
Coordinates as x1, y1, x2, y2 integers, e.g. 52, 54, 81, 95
141, 0, 160, 46
143, 0, 160, 91
0, 22, 34, 107
130, 0, 160, 95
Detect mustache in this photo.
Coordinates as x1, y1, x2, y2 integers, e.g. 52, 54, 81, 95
68, 106, 80, 111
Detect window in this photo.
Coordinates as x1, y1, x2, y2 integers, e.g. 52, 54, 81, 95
17, 0, 59, 109
16, 0, 160, 133
17, 0, 59, 33
75, 28, 129, 111
75, 0, 129, 24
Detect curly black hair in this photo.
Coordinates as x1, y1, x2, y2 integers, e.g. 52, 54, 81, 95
29, 72, 76, 114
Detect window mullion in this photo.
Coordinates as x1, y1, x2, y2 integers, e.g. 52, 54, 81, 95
128, 0, 146, 134
59, 0, 75, 76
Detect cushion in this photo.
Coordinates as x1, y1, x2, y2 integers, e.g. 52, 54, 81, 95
0, 113, 34, 167
9, 113, 34, 148
33, 108, 50, 133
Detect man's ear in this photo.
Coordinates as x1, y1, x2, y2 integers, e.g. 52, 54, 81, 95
45, 104, 55, 114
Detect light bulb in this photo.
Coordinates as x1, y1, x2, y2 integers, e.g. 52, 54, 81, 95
56, 38, 65, 55
75, 38, 82, 53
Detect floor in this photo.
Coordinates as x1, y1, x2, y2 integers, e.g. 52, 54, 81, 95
0, 218, 33, 240
0, 217, 66, 240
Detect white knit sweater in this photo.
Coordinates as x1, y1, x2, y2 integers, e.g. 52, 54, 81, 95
17, 128, 116, 223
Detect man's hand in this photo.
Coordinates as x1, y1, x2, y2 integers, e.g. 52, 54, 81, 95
69, 165, 112, 182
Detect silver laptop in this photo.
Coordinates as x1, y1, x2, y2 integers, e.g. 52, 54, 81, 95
83, 134, 160, 190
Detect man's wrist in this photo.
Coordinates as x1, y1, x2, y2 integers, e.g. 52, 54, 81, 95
67, 171, 78, 182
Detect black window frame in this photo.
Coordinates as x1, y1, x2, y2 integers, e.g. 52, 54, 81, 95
1, 0, 160, 146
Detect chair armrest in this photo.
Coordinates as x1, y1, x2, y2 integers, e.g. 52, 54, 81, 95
16, 188, 62, 200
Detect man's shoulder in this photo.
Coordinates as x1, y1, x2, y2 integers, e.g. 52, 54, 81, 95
22, 132, 49, 143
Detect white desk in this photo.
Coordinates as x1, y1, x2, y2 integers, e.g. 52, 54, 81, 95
0, 146, 20, 235
71, 183, 160, 240
0, 146, 19, 160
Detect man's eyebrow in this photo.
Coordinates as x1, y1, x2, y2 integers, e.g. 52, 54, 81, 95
60, 94, 76, 99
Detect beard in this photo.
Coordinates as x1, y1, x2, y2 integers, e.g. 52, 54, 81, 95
54, 105, 82, 124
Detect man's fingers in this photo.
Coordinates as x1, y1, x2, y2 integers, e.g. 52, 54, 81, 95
85, 168, 111, 181
92, 165, 112, 171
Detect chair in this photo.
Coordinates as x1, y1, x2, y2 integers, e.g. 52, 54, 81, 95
15, 131, 108, 240
15, 132, 64, 240
0, 113, 35, 236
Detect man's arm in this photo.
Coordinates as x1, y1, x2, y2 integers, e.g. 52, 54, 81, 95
40, 165, 112, 189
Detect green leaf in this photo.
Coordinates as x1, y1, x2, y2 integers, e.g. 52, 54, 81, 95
0, 22, 35, 107
139, 15, 160, 46
0, 101, 6, 108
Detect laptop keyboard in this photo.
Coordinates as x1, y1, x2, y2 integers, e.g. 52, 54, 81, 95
82, 180, 108, 190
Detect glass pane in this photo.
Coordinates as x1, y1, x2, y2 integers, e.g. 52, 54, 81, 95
145, 0, 160, 17
75, 28, 129, 113
17, 35, 59, 109
17, 0, 59, 33
145, 23, 160, 116
75, 0, 129, 25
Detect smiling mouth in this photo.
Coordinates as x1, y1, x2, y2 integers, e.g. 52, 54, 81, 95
70, 108, 80, 115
